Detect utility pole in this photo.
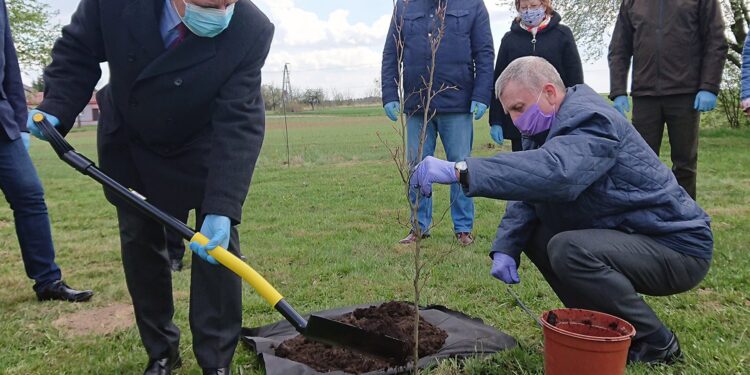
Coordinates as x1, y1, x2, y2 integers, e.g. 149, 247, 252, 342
281, 63, 292, 167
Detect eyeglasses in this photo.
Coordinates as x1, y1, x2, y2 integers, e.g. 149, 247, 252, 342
518, 3, 543, 11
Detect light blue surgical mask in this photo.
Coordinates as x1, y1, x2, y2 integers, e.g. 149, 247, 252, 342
181, 1, 235, 38
520, 7, 546, 27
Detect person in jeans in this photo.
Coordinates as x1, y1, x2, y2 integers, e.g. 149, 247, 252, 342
381, 0, 494, 246
488, 0, 583, 151
741, 33, 750, 118
0, 0, 92, 303
608, 0, 727, 199
412, 57, 712, 365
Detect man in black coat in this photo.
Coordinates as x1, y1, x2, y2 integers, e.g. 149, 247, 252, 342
0, 0, 93, 303
28, 1, 274, 374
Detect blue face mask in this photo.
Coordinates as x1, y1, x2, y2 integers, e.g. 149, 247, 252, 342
520, 7, 546, 27
181, 1, 235, 38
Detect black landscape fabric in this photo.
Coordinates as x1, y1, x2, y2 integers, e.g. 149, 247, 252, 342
241, 303, 517, 375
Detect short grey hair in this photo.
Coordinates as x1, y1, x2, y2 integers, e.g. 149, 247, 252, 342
496, 56, 565, 99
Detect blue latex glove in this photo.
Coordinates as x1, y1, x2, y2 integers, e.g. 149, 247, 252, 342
189, 214, 230, 265
490, 252, 520, 284
470, 101, 488, 120
26, 109, 61, 141
410, 156, 457, 197
490, 124, 504, 145
694, 90, 717, 112
384, 101, 400, 122
21, 132, 30, 151
613, 95, 630, 116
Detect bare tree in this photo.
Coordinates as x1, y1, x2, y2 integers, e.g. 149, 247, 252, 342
302, 88, 324, 111
379, 1, 459, 370
261, 84, 282, 111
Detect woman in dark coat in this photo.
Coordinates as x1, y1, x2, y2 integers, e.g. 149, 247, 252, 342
488, 0, 583, 151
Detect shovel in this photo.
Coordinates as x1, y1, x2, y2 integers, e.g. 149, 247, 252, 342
32, 113, 408, 360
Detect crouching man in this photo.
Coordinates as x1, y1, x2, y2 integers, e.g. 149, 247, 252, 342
411, 56, 712, 365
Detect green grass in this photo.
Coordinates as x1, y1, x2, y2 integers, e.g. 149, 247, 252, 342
0, 108, 748, 374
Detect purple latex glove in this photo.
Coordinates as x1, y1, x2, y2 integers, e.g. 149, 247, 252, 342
491, 252, 520, 284
410, 156, 457, 197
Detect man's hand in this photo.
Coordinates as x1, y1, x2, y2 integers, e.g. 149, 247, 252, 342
189, 214, 230, 265
21, 132, 30, 151
741, 98, 750, 118
410, 156, 458, 197
490, 252, 519, 284
471, 101, 488, 120
613, 95, 630, 116
26, 109, 61, 141
694, 91, 718, 112
490, 124, 504, 145
384, 101, 400, 122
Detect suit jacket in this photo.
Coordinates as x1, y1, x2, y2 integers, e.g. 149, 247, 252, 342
0, 0, 29, 141
37, 0, 274, 223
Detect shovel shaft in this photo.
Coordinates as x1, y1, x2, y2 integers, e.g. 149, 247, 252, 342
190, 233, 283, 306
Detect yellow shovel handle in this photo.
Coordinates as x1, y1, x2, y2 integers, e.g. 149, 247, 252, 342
190, 233, 283, 306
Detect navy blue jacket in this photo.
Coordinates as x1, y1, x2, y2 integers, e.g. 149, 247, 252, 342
465, 84, 713, 260
381, 0, 494, 113
38, 0, 273, 223
0, 0, 28, 141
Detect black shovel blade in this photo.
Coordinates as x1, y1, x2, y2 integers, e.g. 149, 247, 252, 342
305, 314, 408, 360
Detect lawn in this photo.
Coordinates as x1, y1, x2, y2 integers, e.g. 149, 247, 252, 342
0, 106, 748, 374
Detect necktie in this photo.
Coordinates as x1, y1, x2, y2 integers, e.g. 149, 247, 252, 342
168, 23, 188, 49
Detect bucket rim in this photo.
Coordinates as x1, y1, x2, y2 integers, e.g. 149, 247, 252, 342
540, 308, 636, 343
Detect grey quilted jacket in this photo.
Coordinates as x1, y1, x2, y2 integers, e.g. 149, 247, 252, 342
464, 84, 713, 261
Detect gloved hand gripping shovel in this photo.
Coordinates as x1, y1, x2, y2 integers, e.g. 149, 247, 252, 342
33, 113, 408, 360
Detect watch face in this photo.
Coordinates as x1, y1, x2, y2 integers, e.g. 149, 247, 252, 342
456, 161, 468, 171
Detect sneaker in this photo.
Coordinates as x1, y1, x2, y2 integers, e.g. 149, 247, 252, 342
456, 232, 474, 246
628, 331, 683, 365
398, 231, 430, 244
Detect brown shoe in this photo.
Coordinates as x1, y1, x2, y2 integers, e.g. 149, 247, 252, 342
456, 232, 474, 246
399, 231, 430, 244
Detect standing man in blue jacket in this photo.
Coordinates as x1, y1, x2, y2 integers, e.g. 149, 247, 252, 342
412, 57, 713, 365
381, 0, 494, 246
0, 0, 93, 303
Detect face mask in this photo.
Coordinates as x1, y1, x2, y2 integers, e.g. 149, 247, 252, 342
181, 1, 235, 38
520, 7, 546, 27
514, 90, 556, 136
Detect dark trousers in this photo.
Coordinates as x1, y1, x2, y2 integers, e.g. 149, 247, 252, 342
525, 225, 709, 341
632, 94, 700, 199
116, 205, 242, 368
166, 230, 185, 261
0, 137, 61, 291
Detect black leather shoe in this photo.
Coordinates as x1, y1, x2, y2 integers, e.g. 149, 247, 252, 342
36, 280, 94, 302
144, 355, 182, 375
170, 259, 183, 272
202, 368, 230, 375
628, 331, 682, 365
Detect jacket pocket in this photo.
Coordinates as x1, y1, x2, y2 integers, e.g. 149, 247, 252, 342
403, 12, 427, 37
445, 9, 470, 35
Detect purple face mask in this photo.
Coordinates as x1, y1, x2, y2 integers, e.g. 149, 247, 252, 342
513, 91, 556, 136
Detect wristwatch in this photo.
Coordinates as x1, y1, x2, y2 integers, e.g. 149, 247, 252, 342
455, 161, 468, 187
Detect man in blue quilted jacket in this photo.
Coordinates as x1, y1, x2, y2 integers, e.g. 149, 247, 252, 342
381, 0, 494, 246
411, 56, 712, 365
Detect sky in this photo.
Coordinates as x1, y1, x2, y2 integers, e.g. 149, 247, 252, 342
41, 0, 612, 97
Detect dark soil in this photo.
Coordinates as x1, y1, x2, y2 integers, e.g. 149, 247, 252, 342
555, 322, 623, 338
275, 301, 448, 374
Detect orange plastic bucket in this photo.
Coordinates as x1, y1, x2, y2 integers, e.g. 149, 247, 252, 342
541, 308, 635, 375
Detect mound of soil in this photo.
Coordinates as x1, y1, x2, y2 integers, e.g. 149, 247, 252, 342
275, 301, 448, 374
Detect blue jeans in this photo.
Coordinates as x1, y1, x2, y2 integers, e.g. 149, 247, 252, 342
407, 113, 474, 234
0, 137, 61, 291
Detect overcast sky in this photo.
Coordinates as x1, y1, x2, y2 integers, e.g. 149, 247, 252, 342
41, 0, 612, 97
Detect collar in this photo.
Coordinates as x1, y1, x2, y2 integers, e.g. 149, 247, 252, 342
518, 15, 551, 36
